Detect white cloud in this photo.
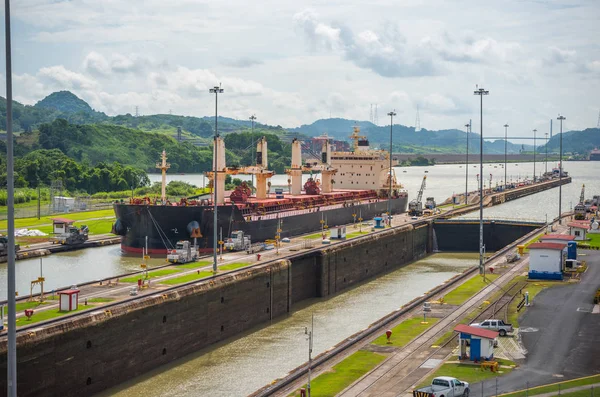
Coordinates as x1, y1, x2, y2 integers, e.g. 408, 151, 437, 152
4, 0, 600, 132
83, 52, 110, 76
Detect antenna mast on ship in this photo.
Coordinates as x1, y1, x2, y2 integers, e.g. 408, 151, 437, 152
156, 150, 170, 203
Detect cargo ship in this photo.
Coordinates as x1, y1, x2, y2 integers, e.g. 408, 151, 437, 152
112, 127, 408, 253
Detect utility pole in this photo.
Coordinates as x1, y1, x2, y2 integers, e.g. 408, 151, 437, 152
504, 124, 509, 188
533, 129, 537, 182
387, 110, 396, 225
545, 132, 548, 175
5, 0, 17, 394
465, 122, 470, 204
305, 314, 314, 397
474, 87, 489, 276
210, 85, 224, 272
250, 114, 257, 190
558, 115, 566, 224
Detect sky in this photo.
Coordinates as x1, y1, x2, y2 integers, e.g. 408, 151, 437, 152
0, 0, 599, 140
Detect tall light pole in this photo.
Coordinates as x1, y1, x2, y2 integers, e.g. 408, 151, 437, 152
387, 110, 396, 225
533, 129, 537, 182
545, 132, 548, 174
504, 124, 509, 188
465, 122, 470, 204
557, 114, 566, 224
5, 0, 17, 395
305, 313, 314, 397
474, 87, 489, 276
250, 114, 257, 190
210, 85, 224, 272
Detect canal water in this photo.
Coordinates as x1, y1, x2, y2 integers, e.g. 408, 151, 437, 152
98, 253, 477, 397
2, 161, 596, 299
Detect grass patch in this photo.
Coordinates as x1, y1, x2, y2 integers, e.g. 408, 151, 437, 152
4, 300, 50, 315
442, 274, 499, 305
499, 375, 600, 397
16, 305, 90, 326
586, 233, 600, 248
120, 268, 180, 283
87, 297, 114, 303
161, 271, 214, 285
0, 208, 115, 231
220, 262, 251, 271
303, 232, 328, 240
507, 276, 563, 327
346, 231, 370, 239
418, 358, 516, 388
372, 317, 440, 347
288, 350, 386, 397
175, 260, 213, 269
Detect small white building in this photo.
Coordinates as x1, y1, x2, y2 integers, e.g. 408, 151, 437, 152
455, 324, 498, 361
51, 218, 75, 234
540, 234, 575, 245
567, 221, 591, 241
58, 289, 80, 312
528, 242, 566, 280
330, 225, 347, 240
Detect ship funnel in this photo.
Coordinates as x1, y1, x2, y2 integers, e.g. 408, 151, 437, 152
256, 137, 268, 168
213, 136, 227, 204
292, 138, 302, 168
321, 139, 331, 164
290, 138, 302, 195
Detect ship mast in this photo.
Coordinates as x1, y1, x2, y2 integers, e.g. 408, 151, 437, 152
156, 150, 170, 203
350, 125, 367, 152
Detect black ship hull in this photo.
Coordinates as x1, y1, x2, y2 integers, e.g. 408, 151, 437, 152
113, 196, 408, 254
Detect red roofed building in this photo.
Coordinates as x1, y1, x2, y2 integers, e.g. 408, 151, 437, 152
567, 220, 591, 241
51, 218, 75, 234
454, 324, 498, 361
528, 242, 566, 280
540, 234, 576, 244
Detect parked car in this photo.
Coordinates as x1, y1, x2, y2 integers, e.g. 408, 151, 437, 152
470, 319, 513, 336
413, 376, 470, 397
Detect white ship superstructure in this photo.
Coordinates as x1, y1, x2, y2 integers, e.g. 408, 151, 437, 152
330, 126, 403, 195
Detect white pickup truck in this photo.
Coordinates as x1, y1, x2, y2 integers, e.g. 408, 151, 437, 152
470, 319, 513, 336
413, 377, 470, 397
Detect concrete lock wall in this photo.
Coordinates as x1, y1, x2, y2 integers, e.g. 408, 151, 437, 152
1, 220, 536, 397
433, 221, 539, 252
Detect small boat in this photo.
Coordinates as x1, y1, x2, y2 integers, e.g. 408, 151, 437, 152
424, 170, 429, 173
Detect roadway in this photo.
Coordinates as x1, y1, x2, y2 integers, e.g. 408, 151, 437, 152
477, 249, 600, 396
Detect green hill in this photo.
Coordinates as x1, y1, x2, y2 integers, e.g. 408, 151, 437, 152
35, 91, 96, 114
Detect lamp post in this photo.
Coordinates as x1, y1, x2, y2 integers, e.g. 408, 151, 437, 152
5, 0, 17, 395
474, 87, 489, 276
557, 114, 566, 224
504, 124, 509, 188
250, 114, 256, 190
387, 110, 396, 226
545, 132, 548, 175
465, 122, 471, 204
210, 85, 224, 273
533, 129, 537, 182
305, 314, 314, 397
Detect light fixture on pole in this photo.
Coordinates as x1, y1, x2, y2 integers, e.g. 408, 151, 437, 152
5, 0, 17, 395
250, 114, 257, 190
557, 114, 566, 224
209, 85, 224, 273
503, 124, 509, 188
545, 132, 548, 175
465, 122, 470, 204
533, 129, 537, 182
387, 110, 397, 225
474, 86, 489, 276
304, 313, 314, 397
